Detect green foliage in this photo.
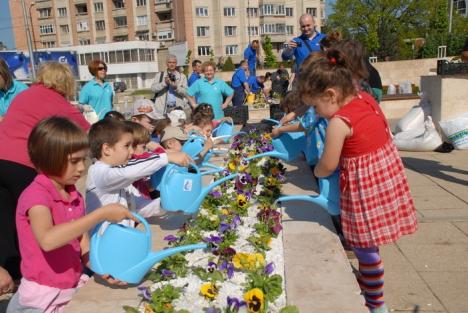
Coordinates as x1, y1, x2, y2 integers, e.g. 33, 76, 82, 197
279, 306, 300, 313
262, 36, 278, 69
209, 49, 215, 62
245, 272, 283, 302
223, 56, 236, 71
146, 253, 189, 282
329, 0, 468, 60
184, 49, 192, 77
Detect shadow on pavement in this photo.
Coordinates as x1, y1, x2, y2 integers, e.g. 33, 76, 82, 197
402, 157, 468, 186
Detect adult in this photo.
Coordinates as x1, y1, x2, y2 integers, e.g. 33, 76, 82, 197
0, 59, 28, 121
0, 62, 90, 294
282, 14, 326, 72
79, 59, 113, 120
248, 75, 266, 94
151, 54, 190, 118
231, 60, 251, 107
187, 61, 233, 120
271, 63, 290, 97
188, 59, 202, 87
244, 40, 260, 77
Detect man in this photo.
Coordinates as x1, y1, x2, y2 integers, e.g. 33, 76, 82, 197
244, 40, 260, 77
281, 14, 326, 73
271, 63, 290, 97
231, 60, 251, 107
151, 54, 190, 118
188, 59, 202, 87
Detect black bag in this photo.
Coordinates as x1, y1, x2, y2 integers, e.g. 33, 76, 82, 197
224, 105, 249, 125
240, 120, 274, 133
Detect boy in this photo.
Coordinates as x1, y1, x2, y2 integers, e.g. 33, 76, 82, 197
131, 98, 163, 133
160, 126, 188, 152
86, 119, 191, 225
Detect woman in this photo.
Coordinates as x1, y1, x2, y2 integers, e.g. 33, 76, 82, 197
187, 61, 234, 120
79, 59, 113, 120
0, 62, 89, 294
0, 59, 28, 121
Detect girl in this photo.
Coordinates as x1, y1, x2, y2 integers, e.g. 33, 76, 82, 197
298, 50, 418, 313
7, 117, 135, 313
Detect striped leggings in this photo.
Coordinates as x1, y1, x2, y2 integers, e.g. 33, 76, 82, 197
353, 247, 385, 309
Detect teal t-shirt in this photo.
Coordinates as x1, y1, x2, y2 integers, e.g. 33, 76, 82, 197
79, 79, 113, 119
188, 78, 234, 120
0, 80, 29, 116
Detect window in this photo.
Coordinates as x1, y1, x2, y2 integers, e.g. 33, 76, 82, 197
195, 7, 208, 16
247, 26, 258, 36
39, 24, 54, 35
197, 46, 211, 56
76, 21, 89, 31
196, 26, 209, 37
114, 16, 127, 28
247, 7, 258, 17
113, 0, 125, 9
225, 45, 238, 55
79, 38, 91, 45
275, 5, 285, 15
75, 4, 88, 15
224, 26, 236, 36
261, 23, 285, 34
57, 7, 67, 17
94, 2, 104, 12
157, 30, 173, 40
306, 7, 317, 17
38, 8, 51, 18
139, 49, 154, 61
60, 24, 69, 34
43, 41, 55, 48
137, 32, 149, 41
113, 35, 128, 42
136, 0, 147, 6
95, 37, 106, 44
224, 7, 235, 16
454, 0, 466, 15
286, 25, 294, 35
136, 15, 148, 26
285, 7, 293, 17
95, 20, 106, 31
260, 4, 273, 15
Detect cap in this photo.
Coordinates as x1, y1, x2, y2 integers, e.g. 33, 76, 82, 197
168, 109, 187, 127
160, 126, 189, 143
132, 98, 164, 120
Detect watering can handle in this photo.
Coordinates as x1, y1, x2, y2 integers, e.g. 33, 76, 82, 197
263, 118, 281, 125
97, 212, 152, 242
187, 163, 200, 174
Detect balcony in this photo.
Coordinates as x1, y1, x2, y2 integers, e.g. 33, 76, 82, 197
155, 0, 172, 13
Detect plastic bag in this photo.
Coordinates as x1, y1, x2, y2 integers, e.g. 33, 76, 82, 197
387, 84, 396, 95
394, 116, 443, 151
439, 116, 468, 150
83, 105, 99, 125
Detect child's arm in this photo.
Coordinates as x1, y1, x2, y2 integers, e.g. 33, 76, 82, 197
314, 117, 350, 178
28, 203, 134, 252
198, 137, 213, 160
271, 122, 304, 138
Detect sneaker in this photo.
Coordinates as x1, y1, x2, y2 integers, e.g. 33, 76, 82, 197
369, 304, 389, 313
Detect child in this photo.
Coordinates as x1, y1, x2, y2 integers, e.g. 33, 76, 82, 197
86, 119, 191, 226
152, 117, 172, 143
103, 110, 125, 121
299, 50, 418, 313
7, 117, 135, 313
160, 126, 189, 152
131, 98, 163, 134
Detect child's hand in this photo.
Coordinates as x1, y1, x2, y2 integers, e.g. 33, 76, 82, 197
271, 127, 282, 138
167, 152, 193, 167
204, 138, 214, 150
147, 141, 162, 151
97, 203, 138, 224
0, 266, 14, 295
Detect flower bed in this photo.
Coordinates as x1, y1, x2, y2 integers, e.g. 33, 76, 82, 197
124, 131, 298, 313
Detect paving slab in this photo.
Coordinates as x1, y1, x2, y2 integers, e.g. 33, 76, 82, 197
419, 272, 468, 313
453, 221, 468, 236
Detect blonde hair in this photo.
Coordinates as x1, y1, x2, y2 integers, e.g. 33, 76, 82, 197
35, 62, 75, 98
125, 121, 150, 147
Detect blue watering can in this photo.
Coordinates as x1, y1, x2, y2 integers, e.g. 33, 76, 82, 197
212, 120, 235, 143
276, 171, 340, 216
90, 213, 207, 284
245, 130, 306, 162
181, 134, 226, 175
160, 163, 237, 214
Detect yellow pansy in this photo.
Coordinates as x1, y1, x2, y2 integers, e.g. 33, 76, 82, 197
200, 282, 218, 300
263, 133, 272, 141
244, 288, 264, 313
237, 194, 248, 208
220, 208, 229, 215
265, 177, 276, 187
228, 162, 237, 171
232, 252, 250, 269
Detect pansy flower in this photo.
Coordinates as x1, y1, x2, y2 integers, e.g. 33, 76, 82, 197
244, 288, 264, 313
200, 282, 218, 300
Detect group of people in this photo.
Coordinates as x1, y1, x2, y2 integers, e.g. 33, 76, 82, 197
0, 13, 420, 313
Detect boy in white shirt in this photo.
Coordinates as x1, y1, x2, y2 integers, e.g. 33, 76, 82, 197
86, 119, 191, 225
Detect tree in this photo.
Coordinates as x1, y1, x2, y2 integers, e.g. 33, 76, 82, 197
183, 49, 192, 76
222, 56, 235, 71
263, 35, 277, 69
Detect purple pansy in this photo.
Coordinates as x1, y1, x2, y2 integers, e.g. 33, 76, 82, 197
210, 190, 222, 198
161, 269, 175, 278
204, 234, 222, 244
220, 261, 235, 279
137, 285, 151, 301
264, 262, 275, 275
219, 222, 231, 233
227, 296, 246, 311
163, 235, 178, 243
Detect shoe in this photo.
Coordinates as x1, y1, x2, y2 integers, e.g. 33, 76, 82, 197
369, 304, 389, 313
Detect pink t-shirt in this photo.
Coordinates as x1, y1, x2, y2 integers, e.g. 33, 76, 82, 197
16, 174, 85, 289
0, 84, 90, 169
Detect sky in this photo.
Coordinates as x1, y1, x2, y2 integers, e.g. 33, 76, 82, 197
0, 0, 15, 49
326, 0, 336, 17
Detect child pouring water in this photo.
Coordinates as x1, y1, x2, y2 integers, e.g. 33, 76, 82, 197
7, 117, 136, 313
298, 50, 418, 313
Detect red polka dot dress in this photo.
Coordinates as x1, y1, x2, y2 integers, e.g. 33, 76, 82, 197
334, 92, 418, 248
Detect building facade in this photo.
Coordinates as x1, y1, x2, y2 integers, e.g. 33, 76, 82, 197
10, 0, 324, 62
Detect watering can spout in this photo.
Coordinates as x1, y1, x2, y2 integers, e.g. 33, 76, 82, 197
200, 173, 238, 199
245, 151, 284, 161
276, 195, 339, 215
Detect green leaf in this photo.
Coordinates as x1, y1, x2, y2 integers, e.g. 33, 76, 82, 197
122, 306, 140, 313
279, 305, 300, 313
